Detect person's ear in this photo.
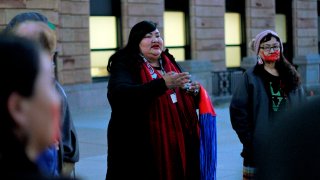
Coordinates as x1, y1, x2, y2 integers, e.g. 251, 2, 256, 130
7, 92, 29, 128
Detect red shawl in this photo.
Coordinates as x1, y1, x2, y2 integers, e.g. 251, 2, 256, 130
140, 53, 200, 180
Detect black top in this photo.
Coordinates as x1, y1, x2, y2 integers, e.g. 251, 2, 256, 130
260, 68, 287, 118
106, 52, 169, 180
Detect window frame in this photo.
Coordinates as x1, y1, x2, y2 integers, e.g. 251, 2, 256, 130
164, 0, 191, 60
89, 0, 121, 80
225, 0, 246, 70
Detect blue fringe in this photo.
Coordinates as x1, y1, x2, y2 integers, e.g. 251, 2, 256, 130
199, 113, 217, 180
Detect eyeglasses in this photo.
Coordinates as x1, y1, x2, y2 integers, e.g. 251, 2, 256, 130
259, 45, 280, 53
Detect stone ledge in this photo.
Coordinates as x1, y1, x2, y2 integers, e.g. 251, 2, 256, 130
63, 81, 109, 112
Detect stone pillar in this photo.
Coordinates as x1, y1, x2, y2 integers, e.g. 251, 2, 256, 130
292, 0, 320, 95
242, 0, 276, 70
241, 56, 257, 70
294, 54, 320, 94
121, 0, 164, 45
292, 0, 318, 57
58, 0, 91, 84
179, 60, 214, 99
0, 0, 60, 32
189, 0, 226, 71
0, 0, 91, 85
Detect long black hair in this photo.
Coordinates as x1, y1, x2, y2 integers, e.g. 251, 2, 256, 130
258, 33, 301, 93
107, 20, 157, 73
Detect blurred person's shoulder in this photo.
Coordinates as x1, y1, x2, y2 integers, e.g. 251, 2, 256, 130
256, 95, 320, 180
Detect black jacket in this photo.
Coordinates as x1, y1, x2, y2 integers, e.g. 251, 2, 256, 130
106, 51, 170, 180
106, 50, 191, 180
229, 66, 305, 161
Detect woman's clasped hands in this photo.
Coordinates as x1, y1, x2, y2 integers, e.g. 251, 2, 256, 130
163, 71, 200, 95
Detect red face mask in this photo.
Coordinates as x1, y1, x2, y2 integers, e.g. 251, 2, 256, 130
261, 50, 280, 62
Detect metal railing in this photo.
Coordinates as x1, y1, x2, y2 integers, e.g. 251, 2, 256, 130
212, 69, 244, 98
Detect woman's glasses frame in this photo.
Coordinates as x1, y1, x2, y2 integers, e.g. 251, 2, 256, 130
259, 45, 280, 53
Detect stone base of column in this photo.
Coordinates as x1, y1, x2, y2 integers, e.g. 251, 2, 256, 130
241, 56, 257, 70
294, 54, 320, 96
179, 60, 215, 100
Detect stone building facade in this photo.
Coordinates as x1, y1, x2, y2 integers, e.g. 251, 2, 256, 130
0, 0, 319, 109
0, 0, 91, 85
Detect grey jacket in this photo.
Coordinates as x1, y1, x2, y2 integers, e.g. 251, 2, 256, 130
229, 66, 305, 161
55, 81, 79, 171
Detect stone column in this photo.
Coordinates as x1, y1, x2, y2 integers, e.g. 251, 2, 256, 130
242, 0, 276, 69
0, 0, 91, 85
121, 0, 164, 45
58, 0, 91, 84
294, 54, 320, 94
189, 0, 226, 72
179, 60, 214, 99
292, 0, 320, 95
187, 0, 226, 100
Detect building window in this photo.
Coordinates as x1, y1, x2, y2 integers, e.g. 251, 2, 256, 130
89, 16, 117, 77
90, 0, 120, 78
164, 0, 190, 61
225, 0, 245, 68
276, 0, 292, 61
275, 14, 287, 43
225, 13, 242, 67
164, 11, 186, 61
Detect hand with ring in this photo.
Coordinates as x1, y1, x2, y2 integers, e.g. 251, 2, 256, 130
163, 71, 191, 89
185, 81, 200, 95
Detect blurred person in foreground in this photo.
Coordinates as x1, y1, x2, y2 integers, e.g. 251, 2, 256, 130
4, 12, 79, 177
0, 34, 62, 179
255, 95, 320, 180
229, 29, 305, 180
106, 20, 204, 180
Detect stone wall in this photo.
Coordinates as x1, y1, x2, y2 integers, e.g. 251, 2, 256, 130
0, 0, 91, 85
245, 0, 276, 56
292, 0, 318, 56
1, 0, 320, 109
241, 0, 276, 68
189, 0, 226, 71
292, 0, 320, 95
179, 60, 214, 99
56, 0, 91, 84
0, 0, 59, 31
121, 0, 164, 45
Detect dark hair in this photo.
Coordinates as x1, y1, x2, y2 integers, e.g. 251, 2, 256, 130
3, 12, 48, 33
259, 33, 301, 92
107, 20, 157, 73
0, 35, 41, 134
260, 33, 282, 51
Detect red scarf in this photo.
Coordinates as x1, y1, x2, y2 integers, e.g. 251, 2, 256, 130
140, 53, 200, 180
